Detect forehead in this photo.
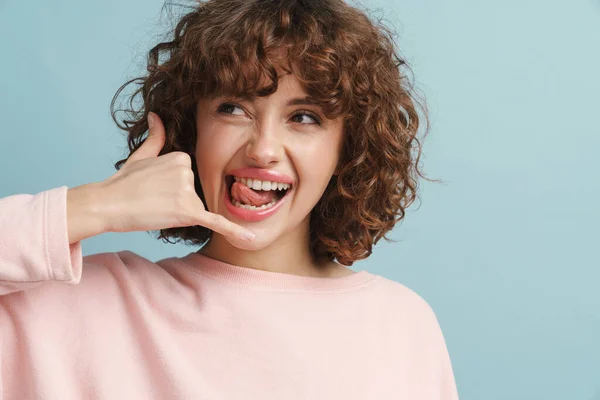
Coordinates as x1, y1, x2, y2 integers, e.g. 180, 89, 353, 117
257, 72, 308, 99
207, 70, 310, 102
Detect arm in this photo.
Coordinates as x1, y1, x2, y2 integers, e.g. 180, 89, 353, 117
0, 112, 256, 297
0, 184, 105, 296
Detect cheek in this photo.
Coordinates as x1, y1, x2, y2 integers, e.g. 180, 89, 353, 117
295, 146, 339, 197
194, 134, 227, 196
309, 136, 341, 171
194, 142, 214, 183
195, 126, 233, 171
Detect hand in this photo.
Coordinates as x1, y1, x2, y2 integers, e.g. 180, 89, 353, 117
97, 112, 255, 242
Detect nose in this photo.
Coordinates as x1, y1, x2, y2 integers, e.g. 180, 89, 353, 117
244, 126, 283, 167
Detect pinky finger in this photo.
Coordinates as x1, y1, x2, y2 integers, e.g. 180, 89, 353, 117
200, 211, 256, 242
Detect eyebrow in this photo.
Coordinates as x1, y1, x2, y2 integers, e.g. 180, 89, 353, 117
218, 95, 319, 107
286, 97, 320, 106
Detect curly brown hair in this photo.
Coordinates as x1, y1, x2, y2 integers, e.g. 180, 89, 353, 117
110, 0, 436, 266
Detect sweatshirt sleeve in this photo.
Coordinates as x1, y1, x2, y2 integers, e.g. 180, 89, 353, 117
0, 186, 83, 296
427, 305, 460, 400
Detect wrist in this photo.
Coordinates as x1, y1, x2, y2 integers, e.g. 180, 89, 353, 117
66, 182, 111, 243
83, 180, 115, 234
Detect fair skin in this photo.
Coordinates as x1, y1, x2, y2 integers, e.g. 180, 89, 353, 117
194, 72, 355, 278
65, 71, 354, 278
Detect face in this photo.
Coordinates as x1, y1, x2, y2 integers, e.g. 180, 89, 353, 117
194, 72, 345, 250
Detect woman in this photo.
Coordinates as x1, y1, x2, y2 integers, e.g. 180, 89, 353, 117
0, 0, 459, 398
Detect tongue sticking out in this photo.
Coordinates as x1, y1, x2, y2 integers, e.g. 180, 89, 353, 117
231, 181, 278, 207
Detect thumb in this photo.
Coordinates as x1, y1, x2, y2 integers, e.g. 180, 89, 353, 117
125, 112, 166, 165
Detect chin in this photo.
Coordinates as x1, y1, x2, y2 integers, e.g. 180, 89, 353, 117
224, 233, 273, 251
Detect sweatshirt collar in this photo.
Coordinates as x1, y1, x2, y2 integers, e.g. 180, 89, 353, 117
179, 252, 378, 293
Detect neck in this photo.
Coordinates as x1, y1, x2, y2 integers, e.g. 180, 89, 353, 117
197, 217, 348, 278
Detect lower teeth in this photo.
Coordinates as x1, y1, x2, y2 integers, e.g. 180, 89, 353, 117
233, 199, 278, 211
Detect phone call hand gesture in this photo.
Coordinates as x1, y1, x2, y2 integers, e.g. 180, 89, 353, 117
98, 112, 256, 243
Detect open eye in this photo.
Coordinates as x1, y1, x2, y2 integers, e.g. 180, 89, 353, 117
216, 102, 321, 125
217, 103, 245, 116
291, 111, 321, 125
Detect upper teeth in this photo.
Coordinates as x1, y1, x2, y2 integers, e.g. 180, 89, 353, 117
234, 176, 291, 191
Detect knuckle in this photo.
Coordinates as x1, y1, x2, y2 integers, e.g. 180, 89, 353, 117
178, 165, 194, 181
177, 167, 195, 190
172, 152, 191, 167
184, 182, 196, 195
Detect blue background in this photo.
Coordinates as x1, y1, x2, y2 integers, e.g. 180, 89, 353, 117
1, 0, 599, 398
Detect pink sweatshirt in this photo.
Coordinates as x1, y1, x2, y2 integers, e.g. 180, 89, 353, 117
0, 186, 459, 399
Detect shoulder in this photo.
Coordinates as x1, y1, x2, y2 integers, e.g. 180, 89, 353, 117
368, 273, 442, 330
1, 249, 175, 311
369, 275, 459, 397
367, 274, 453, 358
71, 249, 186, 299
0, 249, 194, 343
370, 274, 434, 310
79, 249, 183, 284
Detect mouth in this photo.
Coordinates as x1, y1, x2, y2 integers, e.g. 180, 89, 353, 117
225, 175, 292, 211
